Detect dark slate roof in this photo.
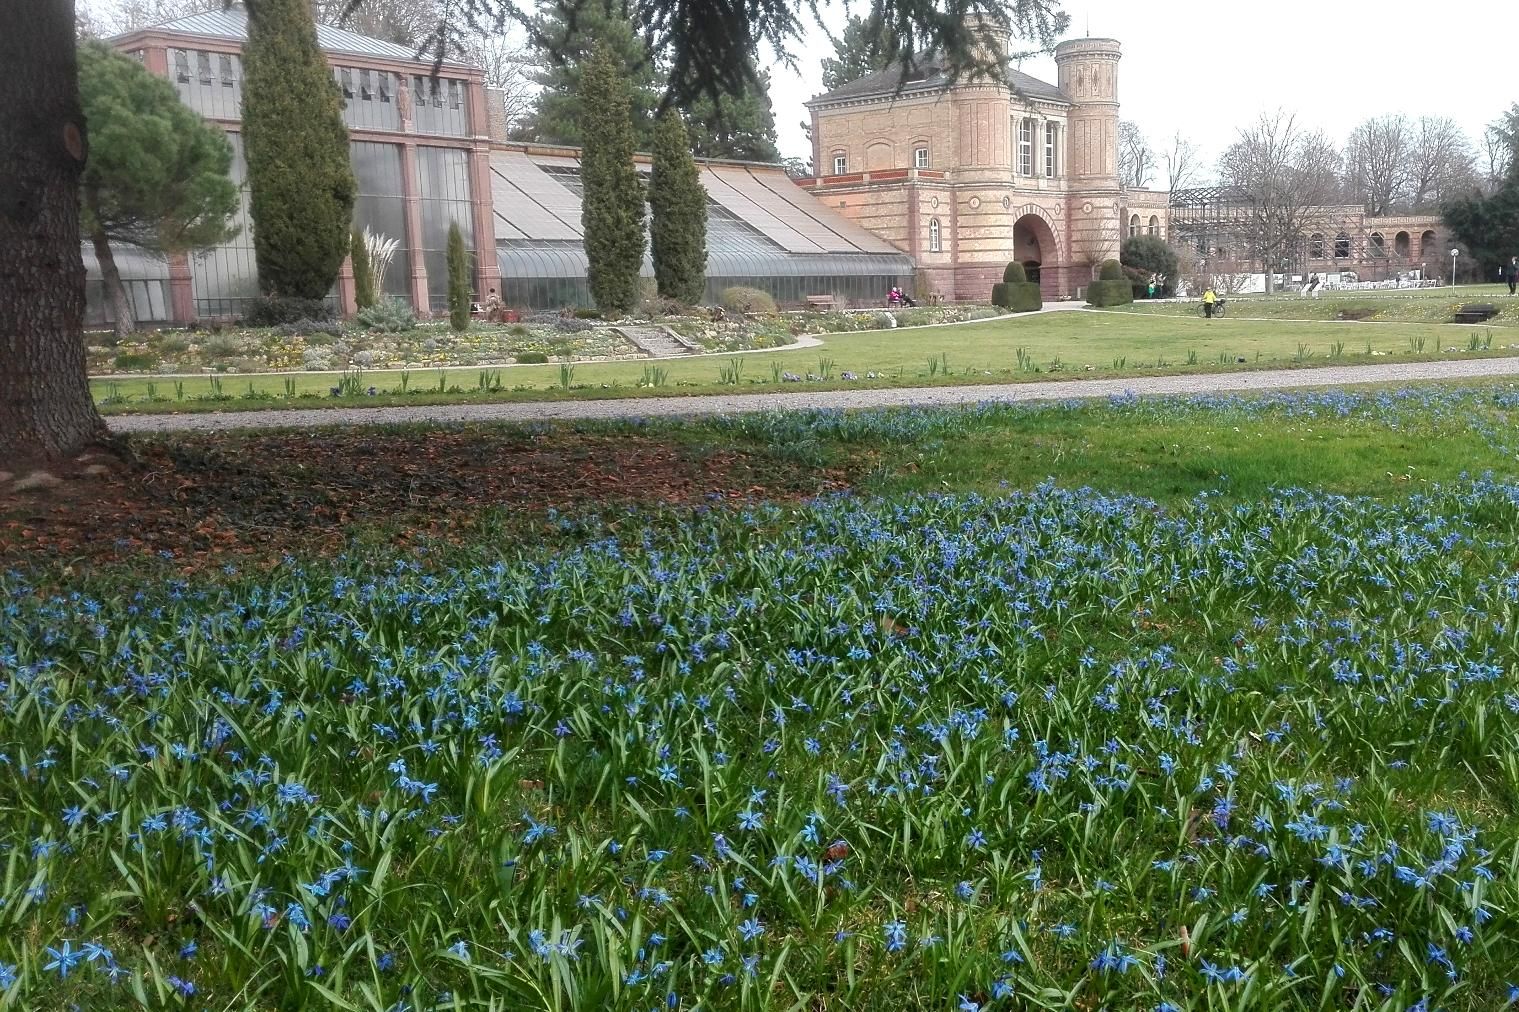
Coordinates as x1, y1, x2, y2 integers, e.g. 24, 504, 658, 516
123, 5, 417, 61
810, 57, 1068, 106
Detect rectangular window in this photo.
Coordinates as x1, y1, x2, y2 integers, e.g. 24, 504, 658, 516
833, 155, 847, 175
219, 53, 235, 87
449, 80, 462, 111
360, 69, 374, 101
1017, 119, 1033, 176
197, 51, 213, 85
378, 72, 391, 103
340, 68, 354, 99
914, 147, 929, 169
432, 79, 444, 108
174, 50, 190, 83
1044, 122, 1057, 177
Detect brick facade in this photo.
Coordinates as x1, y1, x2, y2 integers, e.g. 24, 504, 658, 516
806, 37, 1153, 300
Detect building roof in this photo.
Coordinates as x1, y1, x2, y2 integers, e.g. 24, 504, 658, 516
489, 145, 910, 282
809, 58, 1069, 107
121, 4, 418, 61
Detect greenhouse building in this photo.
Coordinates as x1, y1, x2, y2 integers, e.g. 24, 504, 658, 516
89, 6, 911, 326
489, 145, 911, 309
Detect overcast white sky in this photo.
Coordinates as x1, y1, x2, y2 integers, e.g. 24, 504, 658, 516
765, 0, 1509, 176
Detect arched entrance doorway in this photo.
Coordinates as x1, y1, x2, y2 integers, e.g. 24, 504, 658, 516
1013, 214, 1057, 288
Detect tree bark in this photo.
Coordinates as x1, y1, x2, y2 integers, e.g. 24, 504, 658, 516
90, 223, 139, 341
0, 0, 110, 465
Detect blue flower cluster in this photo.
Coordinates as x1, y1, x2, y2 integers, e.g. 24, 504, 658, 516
2, 412, 1519, 1007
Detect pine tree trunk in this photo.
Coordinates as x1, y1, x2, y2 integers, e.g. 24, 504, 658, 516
91, 225, 139, 341
0, 0, 109, 465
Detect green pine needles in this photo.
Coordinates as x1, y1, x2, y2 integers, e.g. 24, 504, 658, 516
447, 222, 472, 332
242, 0, 356, 301
649, 111, 707, 305
580, 42, 645, 316
351, 231, 376, 310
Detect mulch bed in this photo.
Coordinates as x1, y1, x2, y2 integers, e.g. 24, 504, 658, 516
1, 428, 848, 570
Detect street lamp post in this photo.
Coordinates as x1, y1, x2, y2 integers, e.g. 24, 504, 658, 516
1450, 248, 1459, 288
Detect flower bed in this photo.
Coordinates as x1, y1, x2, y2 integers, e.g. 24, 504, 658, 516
86, 320, 645, 376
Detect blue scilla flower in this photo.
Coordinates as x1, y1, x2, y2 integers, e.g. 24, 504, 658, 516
738, 918, 764, 942
883, 920, 907, 952
43, 941, 83, 978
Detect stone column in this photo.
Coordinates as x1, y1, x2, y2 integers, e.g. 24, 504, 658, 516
467, 144, 497, 303
401, 142, 431, 317
337, 256, 357, 317
167, 253, 195, 324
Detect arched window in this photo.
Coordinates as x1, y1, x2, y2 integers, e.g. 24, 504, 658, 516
832, 153, 847, 175
1369, 232, 1385, 256
928, 218, 941, 253
1334, 232, 1351, 259
1310, 233, 1326, 259
1129, 214, 1140, 238
1147, 215, 1159, 236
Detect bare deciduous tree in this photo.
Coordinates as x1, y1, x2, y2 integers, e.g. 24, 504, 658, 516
1162, 131, 1199, 192
310, 0, 441, 46
78, 0, 218, 35
1482, 125, 1514, 193
461, 28, 535, 134
1117, 120, 1154, 189
1343, 114, 1410, 216
1217, 111, 1342, 293
1407, 115, 1474, 211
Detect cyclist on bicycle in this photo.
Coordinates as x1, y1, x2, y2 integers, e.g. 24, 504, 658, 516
1202, 285, 1218, 319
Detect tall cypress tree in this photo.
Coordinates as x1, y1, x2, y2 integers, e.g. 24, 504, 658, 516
580, 41, 644, 315
649, 111, 707, 304
350, 230, 376, 309
242, 0, 356, 301
446, 221, 471, 331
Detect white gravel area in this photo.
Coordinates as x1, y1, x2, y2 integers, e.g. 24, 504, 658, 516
109, 356, 1519, 434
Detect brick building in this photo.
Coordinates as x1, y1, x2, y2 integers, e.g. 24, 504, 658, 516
803, 28, 1168, 301
88, 6, 911, 325
96, 5, 495, 323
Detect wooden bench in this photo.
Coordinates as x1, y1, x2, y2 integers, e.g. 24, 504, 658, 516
804, 294, 836, 311
1455, 303, 1498, 324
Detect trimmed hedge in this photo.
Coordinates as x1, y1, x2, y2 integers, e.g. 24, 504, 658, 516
244, 295, 333, 326
1098, 259, 1125, 281
991, 280, 1042, 313
1086, 279, 1133, 307
1002, 261, 1027, 283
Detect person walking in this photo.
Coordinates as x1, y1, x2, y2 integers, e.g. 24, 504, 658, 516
1506, 257, 1518, 296
1202, 285, 1218, 319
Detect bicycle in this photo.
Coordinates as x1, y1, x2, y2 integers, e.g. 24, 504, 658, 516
1197, 299, 1227, 319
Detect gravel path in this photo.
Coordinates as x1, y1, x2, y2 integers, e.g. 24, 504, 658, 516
109, 356, 1519, 433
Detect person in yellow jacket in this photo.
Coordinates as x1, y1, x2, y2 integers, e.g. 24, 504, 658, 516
1202, 286, 1218, 319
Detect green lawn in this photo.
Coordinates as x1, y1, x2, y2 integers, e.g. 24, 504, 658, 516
94, 309, 1519, 413
1117, 285, 1519, 326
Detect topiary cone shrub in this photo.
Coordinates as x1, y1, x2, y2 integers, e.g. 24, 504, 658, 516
1099, 259, 1125, 281
993, 261, 1041, 311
